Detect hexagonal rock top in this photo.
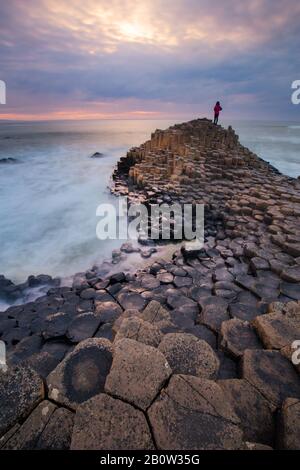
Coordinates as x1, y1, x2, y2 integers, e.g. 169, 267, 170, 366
114, 316, 163, 348
242, 349, 300, 408
0, 365, 44, 437
105, 338, 172, 410
71, 393, 154, 450
158, 333, 219, 379
148, 374, 243, 450
220, 319, 262, 358
252, 312, 300, 350
218, 379, 275, 445
47, 338, 113, 409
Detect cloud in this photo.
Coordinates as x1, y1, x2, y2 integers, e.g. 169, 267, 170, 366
0, 0, 300, 119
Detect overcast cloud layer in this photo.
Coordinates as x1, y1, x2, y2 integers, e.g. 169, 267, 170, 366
0, 0, 300, 120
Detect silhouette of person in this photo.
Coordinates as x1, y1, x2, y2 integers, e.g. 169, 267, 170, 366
214, 101, 222, 125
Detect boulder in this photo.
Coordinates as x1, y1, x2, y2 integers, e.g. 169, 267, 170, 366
148, 374, 243, 450
47, 338, 113, 409
71, 394, 154, 450
0, 365, 44, 437
158, 333, 219, 379
105, 338, 171, 410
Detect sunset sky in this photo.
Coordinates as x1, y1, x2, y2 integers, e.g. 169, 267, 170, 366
0, 0, 300, 120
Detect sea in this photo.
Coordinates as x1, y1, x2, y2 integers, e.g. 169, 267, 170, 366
0, 118, 300, 287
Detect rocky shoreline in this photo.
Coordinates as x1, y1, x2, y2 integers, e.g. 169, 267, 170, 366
1, 118, 300, 450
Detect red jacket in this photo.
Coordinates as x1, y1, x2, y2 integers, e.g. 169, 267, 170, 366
214, 103, 222, 115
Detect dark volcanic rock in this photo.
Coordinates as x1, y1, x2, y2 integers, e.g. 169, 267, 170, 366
47, 338, 113, 409
219, 379, 275, 445
148, 374, 243, 450
278, 398, 300, 449
66, 312, 101, 343
95, 301, 123, 323
114, 316, 162, 347
71, 394, 154, 450
2, 400, 56, 450
37, 407, 74, 450
158, 333, 219, 379
242, 349, 300, 407
105, 338, 171, 410
0, 365, 44, 437
220, 319, 262, 358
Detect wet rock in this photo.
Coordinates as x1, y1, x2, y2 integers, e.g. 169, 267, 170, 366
229, 303, 260, 322
278, 398, 300, 449
167, 293, 198, 312
242, 349, 300, 407
173, 276, 193, 288
158, 333, 219, 379
114, 316, 162, 347
280, 281, 300, 300
250, 257, 270, 272
41, 341, 72, 362
71, 394, 154, 450
148, 374, 243, 450
105, 338, 171, 410
157, 272, 174, 284
281, 265, 300, 283
43, 312, 72, 340
219, 379, 275, 445
79, 288, 97, 300
37, 407, 74, 450
47, 338, 113, 409
183, 324, 217, 349
140, 274, 160, 290
24, 351, 61, 379
199, 296, 229, 333
220, 319, 262, 358
8, 334, 43, 364
117, 291, 147, 311
109, 272, 126, 284
67, 312, 101, 343
94, 323, 115, 341
0, 365, 44, 437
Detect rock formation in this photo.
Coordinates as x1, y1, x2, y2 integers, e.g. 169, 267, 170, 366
1, 119, 300, 450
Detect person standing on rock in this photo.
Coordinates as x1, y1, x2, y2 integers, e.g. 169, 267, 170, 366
213, 101, 222, 125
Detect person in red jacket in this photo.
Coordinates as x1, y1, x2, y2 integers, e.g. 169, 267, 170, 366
213, 101, 222, 125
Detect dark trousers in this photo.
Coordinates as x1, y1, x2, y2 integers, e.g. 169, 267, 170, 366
214, 113, 219, 125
